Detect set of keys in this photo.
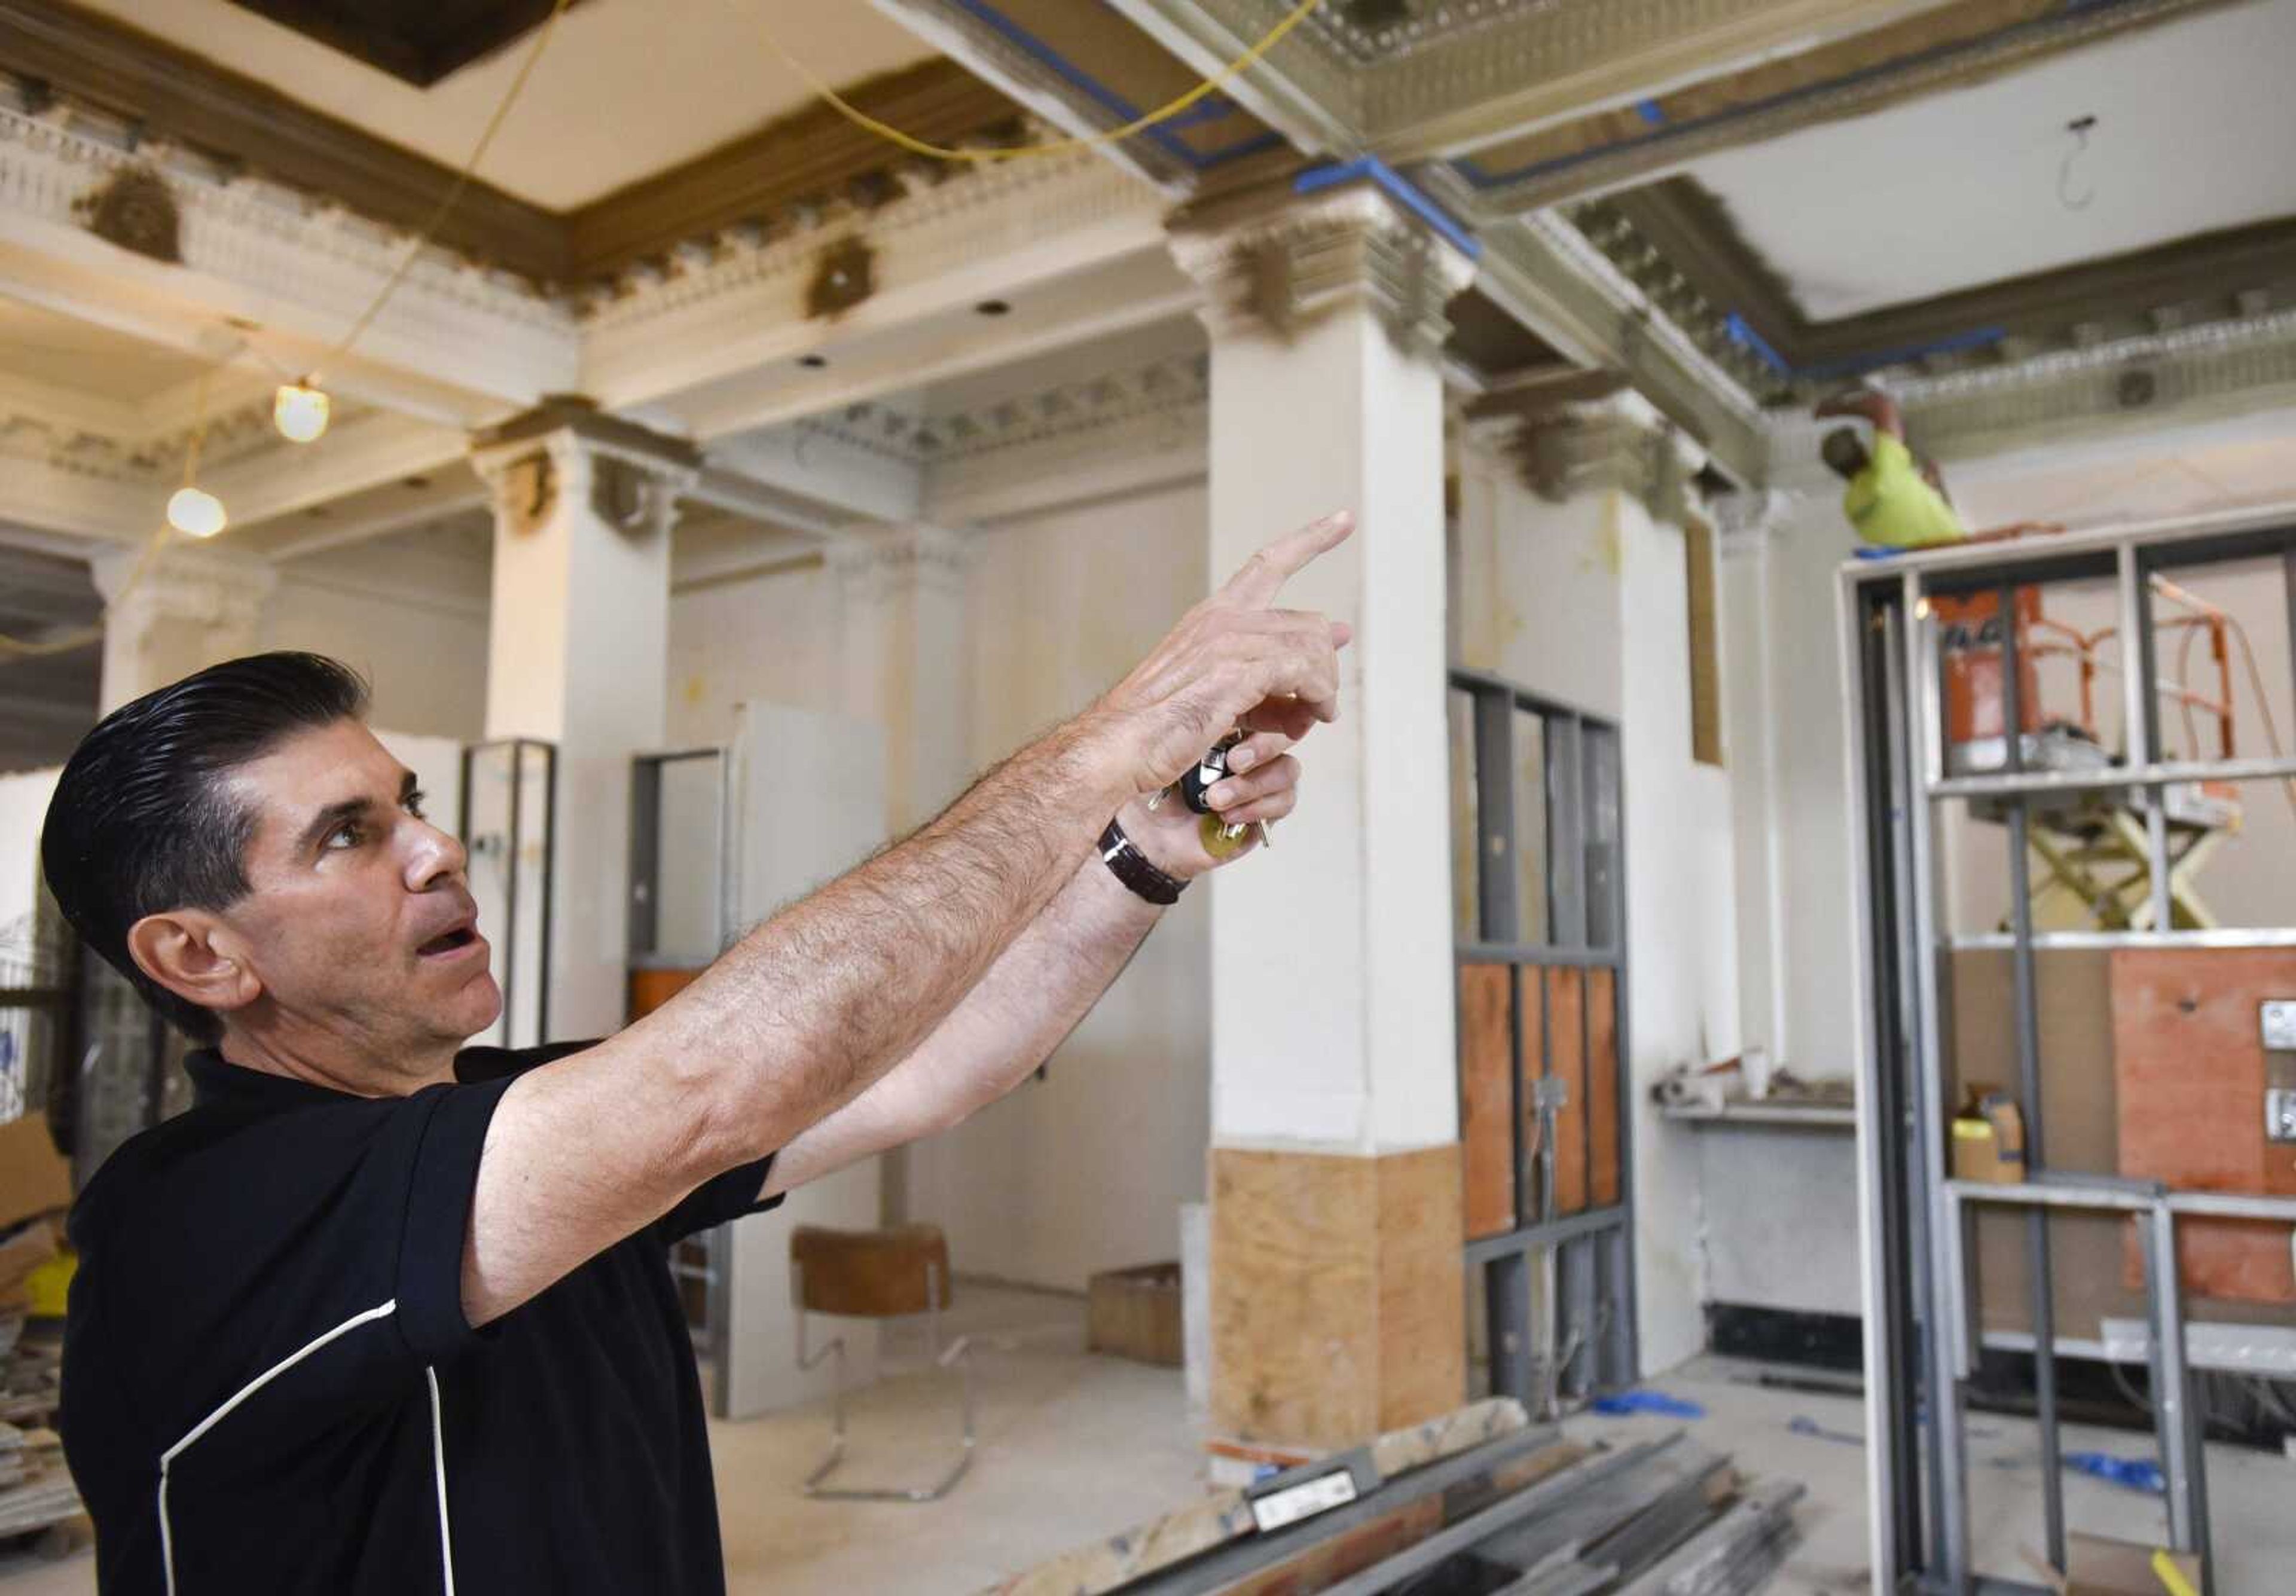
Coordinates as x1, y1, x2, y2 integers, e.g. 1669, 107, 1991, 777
1145, 732, 1271, 860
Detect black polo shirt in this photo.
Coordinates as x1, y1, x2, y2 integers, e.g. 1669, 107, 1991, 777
61, 1040, 778, 1594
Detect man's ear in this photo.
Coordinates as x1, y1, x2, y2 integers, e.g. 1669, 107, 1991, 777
126, 911, 261, 1020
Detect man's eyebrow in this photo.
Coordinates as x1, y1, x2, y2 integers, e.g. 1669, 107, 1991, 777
295, 795, 374, 856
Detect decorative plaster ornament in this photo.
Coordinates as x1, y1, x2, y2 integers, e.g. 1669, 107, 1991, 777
78, 166, 182, 263
807, 236, 877, 319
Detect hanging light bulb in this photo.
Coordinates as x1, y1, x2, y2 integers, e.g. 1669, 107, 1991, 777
273, 379, 331, 443
167, 486, 228, 539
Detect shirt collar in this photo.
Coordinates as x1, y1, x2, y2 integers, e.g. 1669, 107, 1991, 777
185, 1048, 468, 1109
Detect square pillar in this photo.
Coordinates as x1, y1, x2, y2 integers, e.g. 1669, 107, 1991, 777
92, 543, 276, 712
1170, 175, 1476, 1452
472, 398, 698, 1043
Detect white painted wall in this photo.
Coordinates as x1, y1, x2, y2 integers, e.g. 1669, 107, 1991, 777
260, 541, 491, 743
1617, 499, 1743, 1373
664, 556, 838, 751
0, 768, 59, 940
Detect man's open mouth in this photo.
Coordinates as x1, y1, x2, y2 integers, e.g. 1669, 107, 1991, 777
418, 924, 480, 957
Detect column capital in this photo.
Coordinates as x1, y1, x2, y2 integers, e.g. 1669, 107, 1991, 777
826, 522, 973, 603
469, 395, 702, 541
1469, 380, 1705, 523
91, 540, 277, 629
1710, 487, 1801, 556
1168, 173, 1479, 359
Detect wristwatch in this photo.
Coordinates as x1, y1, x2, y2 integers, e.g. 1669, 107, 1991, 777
1098, 817, 1186, 905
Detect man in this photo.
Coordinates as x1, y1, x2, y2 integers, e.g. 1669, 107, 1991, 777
42, 511, 1355, 1594
1816, 386, 2057, 550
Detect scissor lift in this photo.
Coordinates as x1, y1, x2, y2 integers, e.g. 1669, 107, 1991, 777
1936, 584, 2243, 930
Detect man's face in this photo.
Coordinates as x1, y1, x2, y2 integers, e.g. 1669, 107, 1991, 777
212, 719, 500, 1069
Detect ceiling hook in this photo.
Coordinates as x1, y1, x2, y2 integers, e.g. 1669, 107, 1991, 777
2058, 114, 2099, 213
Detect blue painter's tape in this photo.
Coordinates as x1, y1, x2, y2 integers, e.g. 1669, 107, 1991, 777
1294, 157, 1482, 260
1724, 313, 1792, 376
1792, 326, 2007, 384
1635, 98, 1666, 126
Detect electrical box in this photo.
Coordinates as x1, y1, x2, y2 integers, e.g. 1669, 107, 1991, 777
2260, 999, 2296, 1051
2267, 1088, 2296, 1145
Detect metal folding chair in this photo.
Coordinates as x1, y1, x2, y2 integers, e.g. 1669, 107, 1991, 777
790, 1223, 975, 1503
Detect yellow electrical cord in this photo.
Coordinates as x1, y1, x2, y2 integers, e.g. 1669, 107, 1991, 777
723, 0, 1322, 163
314, 0, 572, 380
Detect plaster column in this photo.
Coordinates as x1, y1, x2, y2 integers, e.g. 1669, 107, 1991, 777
91, 542, 277, 711
826, 520, 974, 1224
471, 398, 698, 1043
1169, 173, 1476, 1455
1712, 489, 1799, 1069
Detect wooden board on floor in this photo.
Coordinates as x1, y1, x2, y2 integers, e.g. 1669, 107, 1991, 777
2113, 947, 2296, 1304
1588, 968, 1620, 1209
1545, 970, 1589, 1215
1460, 964, 1516, 1240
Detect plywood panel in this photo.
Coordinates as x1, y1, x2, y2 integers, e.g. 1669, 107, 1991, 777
1212, 1149, 1379, 1447
1376, 1145, 1467, 1432
2114, 947, 2296, 1304
1458, 965, 1516, 1240
1211, 1146, 1465, 1449
1588, 968, 1620, 1208
1545, 970, 1589, 1215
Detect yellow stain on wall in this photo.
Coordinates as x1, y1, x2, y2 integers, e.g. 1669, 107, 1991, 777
682, 674, 708, 706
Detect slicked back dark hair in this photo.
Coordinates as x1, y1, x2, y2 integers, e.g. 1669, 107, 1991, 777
41, 652, 371, 1042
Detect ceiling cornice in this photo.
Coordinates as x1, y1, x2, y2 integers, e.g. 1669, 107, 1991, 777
0, 0, 566, 280
1583, 177, 2296, 393
0, 2, 1030, 292
1453, 0, 2236, 214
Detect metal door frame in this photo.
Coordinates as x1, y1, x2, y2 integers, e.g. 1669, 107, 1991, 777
1451, 666, 1637, 1408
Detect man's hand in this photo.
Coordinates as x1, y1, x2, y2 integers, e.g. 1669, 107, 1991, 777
1088, 511, 1355, 802
1120, 730, 1304, 878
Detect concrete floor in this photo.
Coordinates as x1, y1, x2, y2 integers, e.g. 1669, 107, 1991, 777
7, 1287, 2296, 1592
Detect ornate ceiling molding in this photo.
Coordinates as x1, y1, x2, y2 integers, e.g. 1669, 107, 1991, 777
1578, 175, 2296, 398
1463, 205, 1766, 486
578, 142, 1149, 331
1471, 386, 1706, 520
1894, 309, 2296, 462
796, 350, 1210, 472
1457, 0, 2233, 213
1168, 176, 1477, 358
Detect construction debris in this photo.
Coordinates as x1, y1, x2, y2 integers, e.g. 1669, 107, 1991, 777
993, 1402, 1801, 1596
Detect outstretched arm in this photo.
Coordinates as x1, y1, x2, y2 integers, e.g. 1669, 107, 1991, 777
1813, 386, 1905, 440
760, 737, 1307, 1197
458, 514, 1354, 1326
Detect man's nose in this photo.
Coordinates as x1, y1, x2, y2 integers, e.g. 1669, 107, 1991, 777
404, 816, 469, 890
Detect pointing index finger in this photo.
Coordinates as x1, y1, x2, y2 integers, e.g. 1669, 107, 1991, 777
1216, 511, 1354, 609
